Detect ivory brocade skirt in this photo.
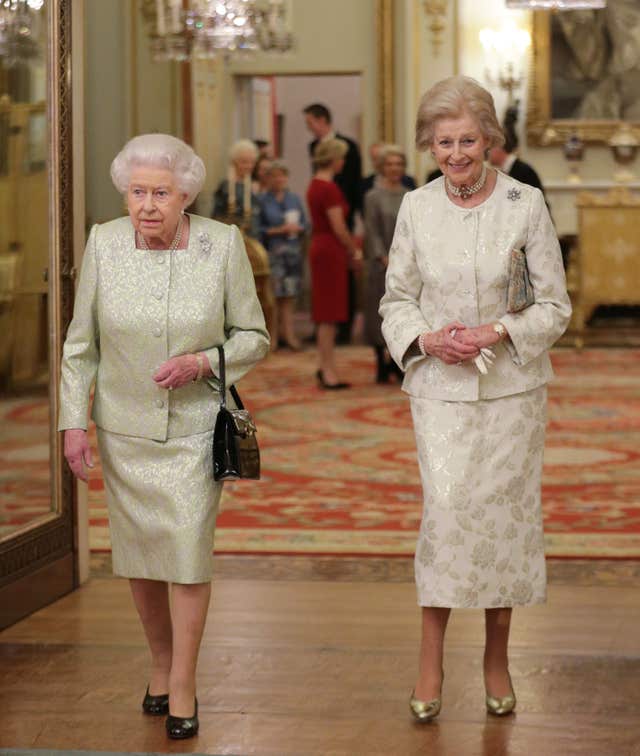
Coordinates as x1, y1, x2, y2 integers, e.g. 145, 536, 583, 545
97, 428, 222, 584
410, 386, 548, 609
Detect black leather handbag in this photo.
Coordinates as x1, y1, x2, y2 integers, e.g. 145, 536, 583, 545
212, 345, 260, 481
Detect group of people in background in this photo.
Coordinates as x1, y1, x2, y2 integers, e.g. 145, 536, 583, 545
212, 99, 548, 390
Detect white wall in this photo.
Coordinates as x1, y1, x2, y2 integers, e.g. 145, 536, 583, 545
84, 0, 129, 225
274, 74, 363, 199
84, 0, 182, 226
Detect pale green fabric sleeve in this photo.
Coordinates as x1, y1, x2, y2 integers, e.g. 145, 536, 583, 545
58, 225, 99, 430
203, 224, 270, 388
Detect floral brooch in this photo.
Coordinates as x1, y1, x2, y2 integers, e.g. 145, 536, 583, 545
198, 232, 213, 255
507, 188, 521, 202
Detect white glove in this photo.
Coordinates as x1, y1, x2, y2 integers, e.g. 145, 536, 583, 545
474, 347, 496, 375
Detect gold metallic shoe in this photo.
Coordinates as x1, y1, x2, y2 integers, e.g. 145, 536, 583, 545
485, 674, 516, 716
409, 690, 442, 723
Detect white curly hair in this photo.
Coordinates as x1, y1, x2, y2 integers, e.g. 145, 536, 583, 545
229, 139, 259, 162
110, 133, 206, 205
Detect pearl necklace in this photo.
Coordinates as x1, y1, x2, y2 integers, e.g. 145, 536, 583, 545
137, 215, 184, 251
446, 163, 487, 201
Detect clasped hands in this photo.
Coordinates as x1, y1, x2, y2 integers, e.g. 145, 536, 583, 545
421, 322, 502, 373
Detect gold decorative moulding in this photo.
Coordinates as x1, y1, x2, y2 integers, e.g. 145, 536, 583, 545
423, 0, 448, 57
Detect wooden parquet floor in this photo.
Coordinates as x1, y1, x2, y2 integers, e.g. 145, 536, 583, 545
1, 557, 639, 756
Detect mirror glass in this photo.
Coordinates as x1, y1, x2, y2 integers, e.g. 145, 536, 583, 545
0, 0, 52, 541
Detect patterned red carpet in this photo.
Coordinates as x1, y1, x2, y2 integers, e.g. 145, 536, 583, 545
84, 347, 640, 559
2, 348, 639, 556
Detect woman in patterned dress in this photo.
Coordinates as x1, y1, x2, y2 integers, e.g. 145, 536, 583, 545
379, 77, 571, 722
258, 161, 307, 351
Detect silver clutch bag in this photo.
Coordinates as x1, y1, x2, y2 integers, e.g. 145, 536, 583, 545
507, 248, 535, 313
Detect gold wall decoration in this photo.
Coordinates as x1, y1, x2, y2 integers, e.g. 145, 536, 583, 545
527, 8, 640, 145
376, 0, 394, 142
422, 0, 448, 57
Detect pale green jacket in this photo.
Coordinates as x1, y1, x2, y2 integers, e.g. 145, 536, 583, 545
58, 214, 269, 441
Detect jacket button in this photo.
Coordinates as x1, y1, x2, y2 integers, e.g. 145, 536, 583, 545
153, 291, 163, 300
153, 327, 162, 337
156, 255, 166, 264
156, 399, 164, 408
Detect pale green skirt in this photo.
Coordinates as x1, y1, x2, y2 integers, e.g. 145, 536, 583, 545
97, 428, 222, 583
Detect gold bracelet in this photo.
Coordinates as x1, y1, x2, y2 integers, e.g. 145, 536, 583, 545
193, 353, 204, 382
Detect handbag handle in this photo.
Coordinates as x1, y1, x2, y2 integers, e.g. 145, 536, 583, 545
216, 345, 244, 410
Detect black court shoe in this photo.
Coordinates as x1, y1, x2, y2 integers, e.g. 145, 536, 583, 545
316, 370, 351, 390
166, 698, 199, 740
142, 686, 169, 715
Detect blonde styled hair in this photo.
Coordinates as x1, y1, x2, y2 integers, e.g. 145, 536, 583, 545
312, 138, 348, 169
377, 144, 407, 170
415, 76, 504, 152
111, 133, 206, 205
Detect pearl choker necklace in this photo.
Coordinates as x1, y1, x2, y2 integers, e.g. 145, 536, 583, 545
137, 215, 184, 251
446, 164, 487, 200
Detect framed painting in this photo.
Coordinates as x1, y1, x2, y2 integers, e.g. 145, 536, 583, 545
527, 2, 640, 145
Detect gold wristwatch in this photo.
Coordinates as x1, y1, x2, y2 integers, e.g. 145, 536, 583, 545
493, 322, 507, 340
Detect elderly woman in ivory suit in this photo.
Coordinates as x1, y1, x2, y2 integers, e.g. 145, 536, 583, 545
59, 134, 269, 739
379, 77, 571, 723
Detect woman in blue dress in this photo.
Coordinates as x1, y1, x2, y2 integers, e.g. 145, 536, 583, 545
259, 161, 307, 350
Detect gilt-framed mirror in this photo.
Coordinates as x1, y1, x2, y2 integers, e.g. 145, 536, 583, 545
0, 0, 77, 629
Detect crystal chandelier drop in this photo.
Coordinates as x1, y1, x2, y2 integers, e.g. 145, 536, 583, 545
142, 0, 295, 63
0, 0, 44, 68
505, 1, 606, 7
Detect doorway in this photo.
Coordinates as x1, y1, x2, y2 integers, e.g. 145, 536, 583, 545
234, 73, 363, 198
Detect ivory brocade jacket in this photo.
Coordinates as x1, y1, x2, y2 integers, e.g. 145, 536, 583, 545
58, 214, 270, 441
379, 173, 572, 401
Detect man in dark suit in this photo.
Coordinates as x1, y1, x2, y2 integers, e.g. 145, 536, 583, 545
303, 103, 362, 231
488, 143, 545, 195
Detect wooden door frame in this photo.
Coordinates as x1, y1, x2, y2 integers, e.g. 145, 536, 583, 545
0, 0, 77, 629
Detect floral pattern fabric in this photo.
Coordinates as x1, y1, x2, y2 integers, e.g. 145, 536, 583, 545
411, 387, 548, 608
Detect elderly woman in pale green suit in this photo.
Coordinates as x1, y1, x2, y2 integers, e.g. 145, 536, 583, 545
59, 134, 269, 739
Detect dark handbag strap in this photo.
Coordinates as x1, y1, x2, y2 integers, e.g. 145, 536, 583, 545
216, 345, 244, 410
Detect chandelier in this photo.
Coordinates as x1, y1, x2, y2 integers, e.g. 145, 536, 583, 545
141, 0, 295, 62
505, 1, 606, 7
0, 0, 44, 68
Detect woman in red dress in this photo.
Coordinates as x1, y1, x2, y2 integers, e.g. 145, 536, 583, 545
307, 139, 362, 389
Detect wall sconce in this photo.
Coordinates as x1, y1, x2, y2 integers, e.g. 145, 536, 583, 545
479, 21, 531, 105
